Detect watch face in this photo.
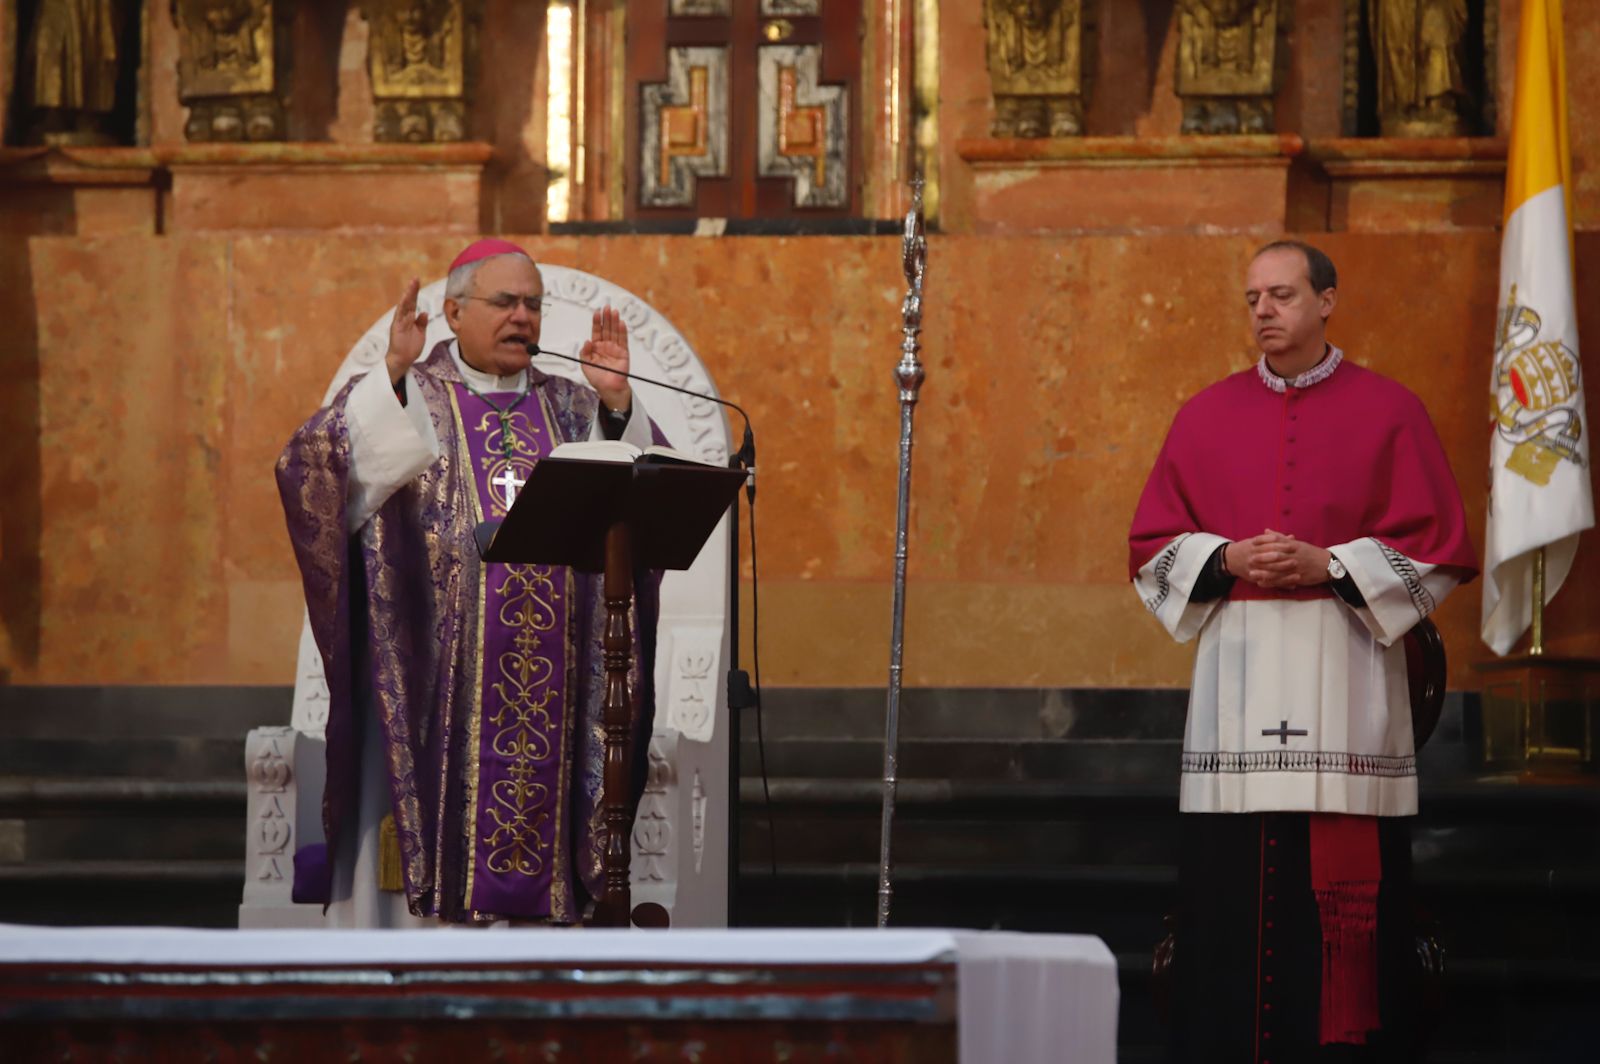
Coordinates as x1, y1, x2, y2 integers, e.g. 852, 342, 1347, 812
1328, 557, 1347, 580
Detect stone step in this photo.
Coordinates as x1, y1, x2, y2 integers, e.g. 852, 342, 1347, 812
742, 688, 1191, 742
0, 778, 245, 814
0, 778, 248, 867
739, 737, 1183, 783
0, 737, 247, 780
0, 859, 243, 929
5, 815, 245, 864
0, 687, 288, 740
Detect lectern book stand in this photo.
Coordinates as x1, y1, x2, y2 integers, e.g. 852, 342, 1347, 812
476, 453, 746, 927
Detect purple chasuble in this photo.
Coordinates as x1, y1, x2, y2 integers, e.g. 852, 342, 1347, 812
275, 342, 665, 925
452, 383, 572, 919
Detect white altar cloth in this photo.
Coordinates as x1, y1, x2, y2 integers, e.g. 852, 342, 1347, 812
0, 925, 1118, 1063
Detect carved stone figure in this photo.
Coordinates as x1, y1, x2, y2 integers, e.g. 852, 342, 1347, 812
1370, 0, 1470, 136
364, 0, 474, 143
1175, 0, 1280, 135
20, 0, 125, 145
174, 0, 285, 141
983, 0, 1088, 139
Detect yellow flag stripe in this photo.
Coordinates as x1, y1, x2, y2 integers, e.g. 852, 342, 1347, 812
1504, 0, 1573, 235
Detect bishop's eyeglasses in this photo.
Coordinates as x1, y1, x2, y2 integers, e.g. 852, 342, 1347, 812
468, 293, 551, 315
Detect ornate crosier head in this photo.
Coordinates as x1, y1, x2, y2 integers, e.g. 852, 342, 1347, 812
902, 175, 927, 298
897, 176, 927, 401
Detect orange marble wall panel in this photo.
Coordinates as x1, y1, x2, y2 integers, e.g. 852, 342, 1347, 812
23, 237, 234, 683
62, 188, 160, 236
165, 167, 485, 233
966, 160, 1292, 235
4, 232, 1600, 690
0, 188, 82, 237
1560, 0, 1600, 228
1329, 172, 1508, 232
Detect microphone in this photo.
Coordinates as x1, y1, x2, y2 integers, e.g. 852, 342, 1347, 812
527, 342, 755, 500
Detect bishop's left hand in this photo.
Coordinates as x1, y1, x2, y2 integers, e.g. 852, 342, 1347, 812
579, 305, 632, 412
1247, 530, 1332, 589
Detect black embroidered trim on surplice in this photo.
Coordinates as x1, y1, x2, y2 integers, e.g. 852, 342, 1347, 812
1181, 749, 1417, 777
1143, 532, 1191, 614
1375, 538, 1436, 619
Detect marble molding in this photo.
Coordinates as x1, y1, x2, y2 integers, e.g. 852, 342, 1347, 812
0, 143, 495, 235
1297, 136, 1507, 232
0, 147, 162, 236
955, 134, 1303, 234
161, 142, 493, 231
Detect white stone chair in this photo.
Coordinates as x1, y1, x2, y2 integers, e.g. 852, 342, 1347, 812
240, 266, 733, 929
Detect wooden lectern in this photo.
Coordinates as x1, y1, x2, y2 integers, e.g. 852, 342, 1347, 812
477, 455, 746, 928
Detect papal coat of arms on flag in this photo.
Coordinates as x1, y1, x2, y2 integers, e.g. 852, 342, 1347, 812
1493, 283, 1584, 488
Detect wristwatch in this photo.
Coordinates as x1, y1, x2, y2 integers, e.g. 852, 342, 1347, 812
1326, 555, 1348, 581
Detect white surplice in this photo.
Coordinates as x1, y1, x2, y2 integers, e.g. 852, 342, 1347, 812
1136, 532, 1460, 817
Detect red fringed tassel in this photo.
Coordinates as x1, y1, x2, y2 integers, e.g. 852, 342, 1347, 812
1309, 813, 1382, 1045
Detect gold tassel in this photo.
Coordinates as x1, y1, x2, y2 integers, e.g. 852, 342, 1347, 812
378, 814, 403, 893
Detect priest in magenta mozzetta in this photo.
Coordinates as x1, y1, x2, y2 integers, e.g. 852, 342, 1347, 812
277, 239, 662, 926
1129, 241, 1479, 1060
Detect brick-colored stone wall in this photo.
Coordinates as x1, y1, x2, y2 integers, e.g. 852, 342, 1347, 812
2, 1, 1597, 690
1, 229, 1596, 689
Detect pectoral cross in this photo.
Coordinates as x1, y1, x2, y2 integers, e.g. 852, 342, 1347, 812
1261, 720, 1308, 745
493, 467, 526, 509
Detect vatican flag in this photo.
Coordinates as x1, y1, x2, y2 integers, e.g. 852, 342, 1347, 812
1482, 0, 1594, 655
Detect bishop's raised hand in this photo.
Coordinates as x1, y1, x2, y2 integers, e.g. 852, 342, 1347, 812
384, 278, 430, 385
579, 304, 633, 412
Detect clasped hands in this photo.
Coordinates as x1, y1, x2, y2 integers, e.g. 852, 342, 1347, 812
1223, 530, 1332, 590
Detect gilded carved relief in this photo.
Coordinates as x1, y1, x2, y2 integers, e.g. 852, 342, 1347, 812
1175, 0, 1281, 134
639, 46, 730, 209
982, 0, 1089, 139
363, 0, 475, 142
1369, 0, 1471, 136
174, 0, 284, 141
757, 44, 848, 208
670, 0, 732, 13
17, 0, 127, 145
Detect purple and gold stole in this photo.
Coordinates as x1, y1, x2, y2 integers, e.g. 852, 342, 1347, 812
450, 381, 576, 920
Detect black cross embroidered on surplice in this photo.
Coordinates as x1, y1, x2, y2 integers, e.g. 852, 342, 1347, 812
1261, 720, 1308, 745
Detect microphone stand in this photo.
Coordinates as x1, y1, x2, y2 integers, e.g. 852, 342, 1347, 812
530, 343, 757, 927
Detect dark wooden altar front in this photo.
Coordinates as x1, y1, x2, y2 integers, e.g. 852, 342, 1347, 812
0, 956, 956, 1063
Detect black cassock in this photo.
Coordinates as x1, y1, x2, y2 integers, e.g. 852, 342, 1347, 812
1171, 812, 1422, 1064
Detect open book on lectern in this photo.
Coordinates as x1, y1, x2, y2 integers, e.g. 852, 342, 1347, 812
472, 440, 744, 572
547, 439, 704, 466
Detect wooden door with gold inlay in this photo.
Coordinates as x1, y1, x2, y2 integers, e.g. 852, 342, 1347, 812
627, 0, 862, 219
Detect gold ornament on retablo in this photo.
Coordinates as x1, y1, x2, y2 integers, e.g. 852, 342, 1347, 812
982, 0, 1089, 138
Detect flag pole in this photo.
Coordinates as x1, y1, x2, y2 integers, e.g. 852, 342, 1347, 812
1530, 547, 1546, 656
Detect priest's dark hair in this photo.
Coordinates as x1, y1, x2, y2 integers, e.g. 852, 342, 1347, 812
1253, 239, 1338, 295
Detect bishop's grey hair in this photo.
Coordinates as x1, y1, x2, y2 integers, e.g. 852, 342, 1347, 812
444, 252, 537, 302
